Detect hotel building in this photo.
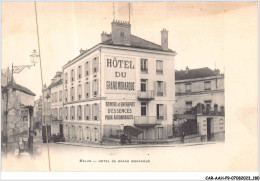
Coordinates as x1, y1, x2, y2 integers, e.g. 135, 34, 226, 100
62, 20, 176, 144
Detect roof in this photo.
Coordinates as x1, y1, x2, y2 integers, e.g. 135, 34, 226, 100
175, 67, 217, 81
11, 83, 36, 96
47, 79, 63, 89
102, 34, 174, 52
63, 32, 176, 69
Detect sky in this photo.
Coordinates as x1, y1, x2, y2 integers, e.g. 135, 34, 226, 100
1, 1, 258, 98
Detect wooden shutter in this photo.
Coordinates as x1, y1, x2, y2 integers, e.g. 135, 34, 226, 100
92, 80, 94, 97
163, 82, 167, 96
164, 104, 167, 120
96, 57, 99, 72
97, 79, 99, 96
154, 81, 157, 96
89, 104, 92, 121
97, 104, 100, 120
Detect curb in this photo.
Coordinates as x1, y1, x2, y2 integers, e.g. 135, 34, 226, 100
56, 141, 223, 149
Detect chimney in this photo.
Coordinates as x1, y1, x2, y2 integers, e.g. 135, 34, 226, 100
185, 66, 189, 74
79, 48, 85, 54
161, 28, 168, 50
214, 69, 220, 76
101, 31, 112, 43
111, 19, 131, 46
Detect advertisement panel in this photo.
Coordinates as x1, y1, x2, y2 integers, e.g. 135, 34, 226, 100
104, 55, 136, 94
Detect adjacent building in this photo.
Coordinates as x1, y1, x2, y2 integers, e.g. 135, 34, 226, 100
62, 20, 176, 144
46, 71, 64, 136
174, 67, 225, 141
1, 69, 36, 152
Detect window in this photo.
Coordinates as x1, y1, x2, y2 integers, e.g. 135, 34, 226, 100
185, 83, 191, 93
156, 81, 165, 96
141, 102, 147, 116
140, 58, 148, 73
78, 84, 82, 100
70, 87, 75, 101
141, 79, 147, 92
77, 105, 82, 120
64, 107, 68, 120
204, 81, 211, 90
55, 92, 58, 102
156, 60, 163, 74
78, 66, 82, 79
85, 62, 90, 76
220, 106, 225, 114
185, 101, 192, 113
70, 106, 75, 120
55, 108, 58, 118
64, 89, 68, 102
59, 108, 63, 119
204, 100, 212, 114
85, 82, 90, 98
92, 57, 99, 73
93, 79, 99, 97
84, 104, 90, 121
65, 73, 68, 84
71, 69, 75, 82
92, 104, 99, 121
51, 93, 54, 103
59, 90, 62, 102
156, 104, 165, 120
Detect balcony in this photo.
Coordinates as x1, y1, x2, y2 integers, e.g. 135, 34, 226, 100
137, 90, 155, 100
134, 116, 162, 127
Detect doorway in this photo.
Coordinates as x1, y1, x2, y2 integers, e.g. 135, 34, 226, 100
207, 118, 212, 141
157, 127, 163, 139
59, 124, 63, 137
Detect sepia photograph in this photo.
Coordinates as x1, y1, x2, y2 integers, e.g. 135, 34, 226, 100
0, 0, 258, 178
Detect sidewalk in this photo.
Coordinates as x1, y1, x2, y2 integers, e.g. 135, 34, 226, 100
56, 141, 223, 149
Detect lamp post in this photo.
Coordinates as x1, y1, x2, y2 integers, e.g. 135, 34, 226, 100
4, 49, 39, 156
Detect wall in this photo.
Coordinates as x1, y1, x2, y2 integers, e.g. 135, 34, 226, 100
100, 46, 175, 139
197, 115, 225, 141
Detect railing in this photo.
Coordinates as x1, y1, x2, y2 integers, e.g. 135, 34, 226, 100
137, 90, 155, 100
174, 107, 225, 116
134, 116, 161, 125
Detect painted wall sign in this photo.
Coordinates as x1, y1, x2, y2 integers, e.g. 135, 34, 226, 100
104, 56, 136, 94
105, 101, 135, 120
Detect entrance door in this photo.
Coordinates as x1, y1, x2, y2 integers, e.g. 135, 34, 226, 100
59, 124, 63, 137
157, 127, 163, 139
207, 118, 212, 141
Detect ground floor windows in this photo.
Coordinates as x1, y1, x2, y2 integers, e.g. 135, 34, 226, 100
64, 124, 100, 143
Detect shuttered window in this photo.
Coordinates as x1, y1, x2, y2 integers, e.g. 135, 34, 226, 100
85, 82, 90, 98
78, 84, 82, 100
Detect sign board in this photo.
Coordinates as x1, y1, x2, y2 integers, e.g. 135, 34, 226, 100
104, 56, 136, 94
105, 101, 135, 121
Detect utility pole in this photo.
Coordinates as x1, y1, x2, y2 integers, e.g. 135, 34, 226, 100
113, 2, 115, 20
128, 2, 131, 23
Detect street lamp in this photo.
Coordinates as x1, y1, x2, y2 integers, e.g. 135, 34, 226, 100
3, 50, 39, 156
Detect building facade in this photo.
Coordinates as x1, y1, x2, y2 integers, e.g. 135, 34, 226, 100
1, 69, 36, 152
174, 67, 225, 141
48, 71, 64, 136
62, 20, 176, 144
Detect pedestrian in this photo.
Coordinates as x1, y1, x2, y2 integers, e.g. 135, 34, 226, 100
181, 132, 185, 143
120, 133, 126, 145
